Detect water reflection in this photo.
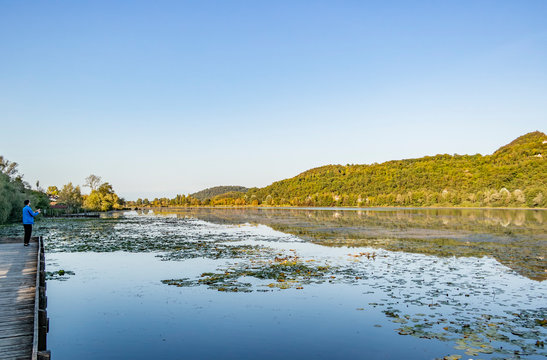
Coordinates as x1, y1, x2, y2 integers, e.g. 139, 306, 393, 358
150, 208, 547, 281
1, 208, 544, 359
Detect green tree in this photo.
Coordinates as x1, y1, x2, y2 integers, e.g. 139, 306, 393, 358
83, 192, 101, 211
0, 156, 50, 223
0, 172, 24, 223
83, 181, 121, 211
58, 183, 83, 210
0, 156, 19, 179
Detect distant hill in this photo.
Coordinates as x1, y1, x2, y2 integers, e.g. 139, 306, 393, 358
243, 131, 547, 208
191, 186, 249, 201
148, 132, 546, 208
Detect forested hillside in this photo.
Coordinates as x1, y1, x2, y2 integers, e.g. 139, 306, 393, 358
190, 186, 249, 200
134, 131, 546, 208
245, 131, 546, 207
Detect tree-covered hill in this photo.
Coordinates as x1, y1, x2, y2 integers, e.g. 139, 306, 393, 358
190, 186, 249, 201
137, 131, 546, 208
243, 131, 546, 208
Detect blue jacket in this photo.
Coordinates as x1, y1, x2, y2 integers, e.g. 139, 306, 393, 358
22, 205, 39, 225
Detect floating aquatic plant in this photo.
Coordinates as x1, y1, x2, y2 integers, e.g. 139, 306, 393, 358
46, 269, 75, 281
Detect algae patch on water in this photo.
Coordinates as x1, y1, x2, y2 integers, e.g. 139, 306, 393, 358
46, 269, 75, 281
162, 254, 336, 292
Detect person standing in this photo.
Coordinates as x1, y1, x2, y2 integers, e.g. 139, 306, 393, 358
22, 199, 41, 246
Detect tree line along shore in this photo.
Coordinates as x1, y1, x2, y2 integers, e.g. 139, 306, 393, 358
130, 132, 546, 209
1, 131, 545, 224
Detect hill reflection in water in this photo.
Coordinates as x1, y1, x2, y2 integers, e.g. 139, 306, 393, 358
151, 207, 547, 281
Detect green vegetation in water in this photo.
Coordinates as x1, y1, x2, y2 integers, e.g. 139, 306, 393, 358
22, 217, 265, 260
152, 207, 547, 281
2, 211, 544, 360
46, 269, 75, 281
395, 308, 547, 358
161, 241, 547, 359
162, 254, 339, 292
151, 211, 546, 359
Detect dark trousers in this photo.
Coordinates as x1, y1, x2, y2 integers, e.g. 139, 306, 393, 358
24, 224, 33, 245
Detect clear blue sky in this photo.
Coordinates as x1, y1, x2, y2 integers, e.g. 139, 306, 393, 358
1, 0, 546, 200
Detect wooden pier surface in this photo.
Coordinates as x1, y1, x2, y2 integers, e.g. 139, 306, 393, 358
0, 237, 49, 360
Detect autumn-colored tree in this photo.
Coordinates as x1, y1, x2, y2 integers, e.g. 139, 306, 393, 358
58, 183, 83, 210
47, 186, 59, 197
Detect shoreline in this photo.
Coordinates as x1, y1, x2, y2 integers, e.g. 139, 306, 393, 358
134, 205, 547, 211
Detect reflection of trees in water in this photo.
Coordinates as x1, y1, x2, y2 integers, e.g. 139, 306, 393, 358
153, 208, 547, 281
151, 207, 546, 236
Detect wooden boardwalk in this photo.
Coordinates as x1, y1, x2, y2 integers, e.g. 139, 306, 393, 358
0, 237, 50, 360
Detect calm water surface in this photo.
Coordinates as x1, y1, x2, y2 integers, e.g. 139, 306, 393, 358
1, 208, 545, 359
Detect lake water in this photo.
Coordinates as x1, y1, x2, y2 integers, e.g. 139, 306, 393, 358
1, 208, 546, 359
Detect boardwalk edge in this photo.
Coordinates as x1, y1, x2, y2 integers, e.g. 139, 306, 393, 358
32, 236, 50, 360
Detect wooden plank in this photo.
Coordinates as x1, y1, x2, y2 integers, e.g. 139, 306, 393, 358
0, 348, 32, 360
0, 306, 36, 313
1, 349, 32, 360
0, 317, 34, 324
2, 336, 29, 348
0, 330, 34, 339
0, 320, 34, 329
0, 315, 34, 323
0, 334, 34, 347
1, 351, 32, 360
0, 321, 33, 330
0, 322, 34, 332
0, 298, 36, 305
